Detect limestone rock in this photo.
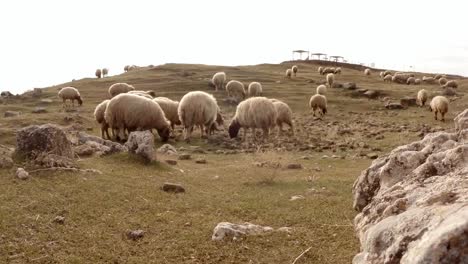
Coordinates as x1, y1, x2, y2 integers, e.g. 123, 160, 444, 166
125, 131, 155, 162
126, 230, 144, 240
77, 132, 127, 155
165, 159, 177, 165
400, 96, 417, 107
178, 153, 191, 160
212, 222, 274, 241
4, 111, 21, 117
385, 102, 404, 110
15, 168, 29, 180
162, 182, 185, 193
286, 163, 303, 169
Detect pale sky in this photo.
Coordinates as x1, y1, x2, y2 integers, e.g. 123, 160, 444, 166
1, 0, 467, 93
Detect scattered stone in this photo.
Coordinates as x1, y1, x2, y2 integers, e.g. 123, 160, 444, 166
277, 227, 293, 233
40, 99, 53, 104
165, 159, 177, 165
364, 90, 379, 99
76, 132, 127, 155
1, 91, 13, 97
52, 216, 65, 224
290, 195, 305, 201
441, 87, 456, 96
212, 222, 274, 241
375, 135, 384, 140
15, 168, 29, 180
32, 88, 42, 97
195, 158, 207, 164
366, 152, 378, 159
162, 182, 185, 193
32, 107, 47, 113
125, 131, 155, 162
385, 102, 404, 110
400, 96, 417, 107
0, 145, 14, 169
157, 144, 177, 155
126, 230, 144, 241
356, 88, 368, 94
331, 82, 343, 88
178, 153, 191, 160
286, 163, 303, 169
4, 111, 21, 118
343, 82, 357, 90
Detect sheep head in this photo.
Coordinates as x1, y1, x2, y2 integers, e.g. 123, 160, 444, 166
157, 126, 170, 142
228, 119, 241, 138
77, 96, 83, 106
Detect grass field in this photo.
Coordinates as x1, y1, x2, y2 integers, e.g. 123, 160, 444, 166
0, 61, 466, 263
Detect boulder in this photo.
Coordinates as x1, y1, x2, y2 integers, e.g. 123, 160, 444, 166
40, 99, 53, 104
125, 131, 155, 162
364, 90, 380, 99
400, 96, 417, 107
4, 111, 21, 117
32, 88, 42, 97
77, 132, 127, 155
0, 145, 14, 168
343, 82, 357, 90
352, 109, 468, 264
212, 222, 274, 241
331, 82, 343, 88
162, 182, 185, 193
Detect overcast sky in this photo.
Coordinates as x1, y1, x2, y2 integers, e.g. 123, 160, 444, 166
1, 0, 466, 93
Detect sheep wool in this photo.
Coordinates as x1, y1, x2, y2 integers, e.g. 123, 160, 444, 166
102, 68, 109, 77
334, 67, 342, 74
95, 69, 102, 78
383, 75, 393, 82
153, 97, 181, 129
128, 90, 154, 99
286, 69, 292, 78
309, 94, 327, 117
212, 72, 226, 91
407, 77, 416, 85
318, 66, 324, 75
430, 96, 449, 122
248, 82, 263, 97
94, 100, 110, 139
364, 69, 371, 76
108, 83, 135, 98
439, 77, 448, 86
444, 80, 458, 89
414, 78, 421, 85
225, 80, 246, 100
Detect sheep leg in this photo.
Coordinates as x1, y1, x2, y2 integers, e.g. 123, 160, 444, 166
441, 112, 445, 122
434, 110, 438, 120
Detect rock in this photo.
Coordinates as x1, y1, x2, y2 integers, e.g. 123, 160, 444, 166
385, 102, 404, 110
286, 163, 303, 169
0, 145, 14, 169
212, 222, 274, 241
400, 96, 417, 107
162, 182, 185, 193
356, 88, 368, 94
331, 82, 343, 88
178, 153, 191, 160
157, 144, 177, 155
165, 159, 177, 165
16, 124, 74, 159
40, 99, 53, 104
290, 195, 305, 201
441, 87, 456, 96
4, 111, 21, 117
126, 230, 144, 241
76, 132, 127, 155
352, 110, 468, 264
32, 107, 47, 113
32, 88, 42, 97
343, 82, 357, 90
195, 158, 207, 164
277, 227, 293, 233
125, 131, 155, 162
375, 135, 384, 140
364, 90, 379, 99
366, 152, 378, 159
52, 216, 65, 224
74, 144, 96, 156
15, 168, 29, 180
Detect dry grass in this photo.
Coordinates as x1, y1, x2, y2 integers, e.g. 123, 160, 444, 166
0, 61, 467, 263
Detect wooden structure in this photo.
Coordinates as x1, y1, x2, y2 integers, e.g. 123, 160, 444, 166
292, 50, 309, 60
330, 56, 344, 62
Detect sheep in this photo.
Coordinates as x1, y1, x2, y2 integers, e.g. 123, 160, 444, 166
322, 67, 335, 75
334, 67, 341, 74
429, 96, 449, 122
95, 69, 102, 78
124, 65, 129, 72
153, 97, 181, 130
309, 94, 327, 117
439, 77, 448, 86
292, 65, 298, 76
94, 100, 110, 139
443, 80, 458, 89
128, 90, 154, 99
318, 66, 324, 75
212, 72, 226, 91
177, 91, 221, 141
225, 80, 246, 100
434, 74, 442, 80
316, 84, 327, 95
382, 70, 392, 77
364, 68, 371, 76
417, 89, 428, 107
383, 75, 393, 82
228, 97, 277, 140
422, 76, 435, 84
415, 78, 421, 85
104, 93, 170, 141
248, 82, 263, 97
407, 77, 416, 85
102, 68, 109, 77
128, 65, 137, 71
270, 99, 293, 135
286, 69, 292, 79
108, 83, 135, 98
58, 87, 83, 108
379, 72, 384, 78
392, 74, 411, 84
326, 73, 334, 88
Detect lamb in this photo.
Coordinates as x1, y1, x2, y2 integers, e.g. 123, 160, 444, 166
286, 69, 292, 79
443, 80, 458, 89
108, 83, 135, 98
270, 99, 293, 135
177, 91, 222, 141
417, 89, 428, 107
439, 77, 448, 86
58, 87, 83, 108
94, 100, 110, 139
212, 72, 226, 91
309, 94, 327, 117
316, 84, 327, 95
292, 65, 298, 76
422, 76, 435, 84
364, 69, 371, 76
95, 69, 102, 78
153, 97, 181, 129
429, 96, 449, 122
207, 108, 224, 135
406, 77, 416, 85
102, 68, 109, 77
104, 93, 170, 141
225, 80, 246, 100
383, 75, 393, 82
248, 82, 263, 97
318, 67, 324, 75
334, 67, 342, 74
228, 97, 277, 140
415, 78, 421, 85
128, 90, 154, 99
326, 73, 334, 88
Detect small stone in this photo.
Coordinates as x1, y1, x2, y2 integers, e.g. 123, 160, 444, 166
195, 158, 207, 164
301, 156, 310, 160
290, 195, 305, 201
367, 153, 379, 159
178, 153, 191, 160
157, 144, 177, 155
40, 99, 53, 104
277, 227, 293, 233
15, 168, 29, 180
162, 182, 185, 193
4, 111, 21, 117
53, 216, 65, 224
32, 107, 47, 113
375, 135, 385, 140
322, 155, 329, 159
165, 159, 177, 165
286, 163, 303, 169
126, 230, 144, 240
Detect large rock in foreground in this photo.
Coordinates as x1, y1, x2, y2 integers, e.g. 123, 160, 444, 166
352, 109, 468, 264
125, 131, 155, 162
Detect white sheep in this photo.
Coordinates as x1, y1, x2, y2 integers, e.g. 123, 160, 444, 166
270, 99, 293, 135
309, 94, 327, 117
248, 82, 263, 97
108, 83, 135, 98
417, 89, 428, 107
177, 91, 221, 141
292, 65, 298, 76
383, 75, 393, 82
228, 97, 277, 140
128, 90, 154, 99
326, 73, 334, 88
379, 72, 384, 78
58, 87, 83, 108
392, 74, 411, 84
153, 97, 181, 130
334, 67, 342, 74
407, 77, 416, 85
415, 78, 421, 85
422, 76, 435, 84
285, 69, 292, 79
434, 74, 443, 80
104, 93, 170, 141
225, 80, 246, 100
128, 65, 137, 71
429, 96, 449, 122
212, 72, 226, 91
439, 77, 448, 86
322, 67, 335, 75
316, 84, 327, 95
102, 68, 109, 77
94, 100, 110, 139
364, 68, 371, 76
95, 69, 102, 78
318, 66, 324, 75
382, 70, 392, 77
443, 80, 458, 89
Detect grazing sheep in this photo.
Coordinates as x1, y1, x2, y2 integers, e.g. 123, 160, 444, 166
392, 74, 411, 84
124, 65, 129, 72
383, 75, 393, 82
326, 73, 334, 88
322, 67, 335, 75
207, 108, 224, 135
379, 72, 384, 78
128, 90, 154, 99
422, 76, 435, 84
225, 80, 246, 100
434, 74, 442, 80
407, 77, 416, 85
270, 99, 293, 135
316, 84, 327, 95
95, 69, 102, 78
417, 89, 428, 107
334, 67, 342, 74
382, 70, 392, 77
429, 96, 449, 122
292, 65, 298, 76
58, 87, 83, 108
212, 72, 226, 91
153, 97, 181, 129
439, 77, 448, 86
108, 83, 135, 98
178, 91, 221, 141
102, 68, 109, 77
309, 94, 327, 117
286, 69, 292, 79
364, 69, 371, 76
128, 65, 137, 71
248, 82, 263, 97
415, 78, 421, 85
104, 93, 170, 141
443, 80, 458, 89
318, 66, 324, 75
94, 100, 110, 139
228, 97, 277, 140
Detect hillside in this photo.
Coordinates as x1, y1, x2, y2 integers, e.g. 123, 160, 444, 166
0, 62, 466, 263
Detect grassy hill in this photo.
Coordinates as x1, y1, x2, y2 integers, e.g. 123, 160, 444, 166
0, 61, 466, 263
